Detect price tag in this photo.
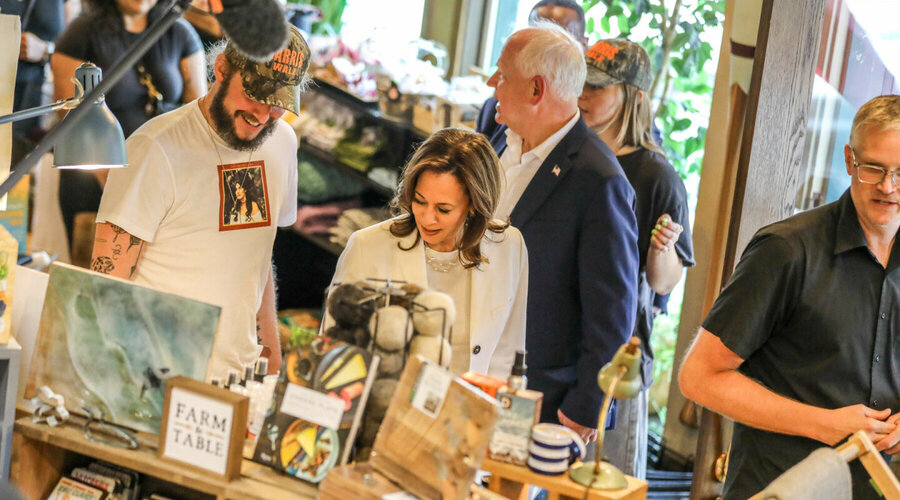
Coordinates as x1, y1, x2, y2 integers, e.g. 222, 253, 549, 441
280, 383, 345, 430
409, 362, 451, 418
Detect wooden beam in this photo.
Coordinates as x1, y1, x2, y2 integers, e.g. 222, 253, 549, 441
688, 0, 826, 498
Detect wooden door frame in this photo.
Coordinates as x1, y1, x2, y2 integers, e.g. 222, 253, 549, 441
662, 0, 826, 497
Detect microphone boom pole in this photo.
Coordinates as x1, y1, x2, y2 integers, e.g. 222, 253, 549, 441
0, 0, 192, 198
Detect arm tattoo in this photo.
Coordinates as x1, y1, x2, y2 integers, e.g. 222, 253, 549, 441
110, 224, 126, 242
92, 256, 115, 273
128, 235, 142, 252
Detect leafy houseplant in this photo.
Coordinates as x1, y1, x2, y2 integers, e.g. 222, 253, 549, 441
287, 0, 347, 36
582, 0, 725, 180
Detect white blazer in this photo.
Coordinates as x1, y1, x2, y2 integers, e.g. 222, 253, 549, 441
325, 217, 528, 379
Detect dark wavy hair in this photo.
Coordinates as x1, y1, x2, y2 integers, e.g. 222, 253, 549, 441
84, 0, 166, 34
390, 128, 508, 269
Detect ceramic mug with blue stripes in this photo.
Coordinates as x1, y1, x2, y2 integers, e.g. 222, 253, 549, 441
527, 423, 586, 475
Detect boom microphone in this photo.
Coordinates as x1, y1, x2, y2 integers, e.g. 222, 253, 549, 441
208, 0, 291, 61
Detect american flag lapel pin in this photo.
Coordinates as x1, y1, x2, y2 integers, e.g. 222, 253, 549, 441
552, 165, 561, 177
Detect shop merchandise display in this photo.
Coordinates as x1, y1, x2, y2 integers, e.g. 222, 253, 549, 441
368, 355, 500, 500
295, 154, 367, 205
322, 279, 457, 460
320, 355, 503, 499
251, 336, 378, 483
327, 207, 390, 248
488, 352, 544, 466
27, 262, 219, 434
46, 461, 139, 500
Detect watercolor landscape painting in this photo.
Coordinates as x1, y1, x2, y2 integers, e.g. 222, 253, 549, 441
28, 263, 220, 434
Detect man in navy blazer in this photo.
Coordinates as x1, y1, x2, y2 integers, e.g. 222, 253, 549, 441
481, 23, 639, 441
476, 0, 588, 140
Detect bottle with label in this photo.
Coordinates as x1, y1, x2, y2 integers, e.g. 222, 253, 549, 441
490, 350, 542, 466
243, 358, 270, 458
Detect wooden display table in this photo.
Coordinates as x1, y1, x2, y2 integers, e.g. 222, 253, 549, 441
481, 458, 647, 500
11, 416, 317, 500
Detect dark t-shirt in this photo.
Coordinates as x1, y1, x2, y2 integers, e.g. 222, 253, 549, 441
703, 191, 900, 499
0, 0, 65, 41
618, 147, 694, 387
55, 10, 202, 137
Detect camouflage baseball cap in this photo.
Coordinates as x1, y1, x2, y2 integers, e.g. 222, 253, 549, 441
585, 39, 652, 91
224, 25, 310, 115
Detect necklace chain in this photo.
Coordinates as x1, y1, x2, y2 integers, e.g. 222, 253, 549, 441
200, 97, 253, 168
424, 246, 460, 273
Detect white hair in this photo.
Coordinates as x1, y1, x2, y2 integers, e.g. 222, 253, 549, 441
512, 20, 586, 102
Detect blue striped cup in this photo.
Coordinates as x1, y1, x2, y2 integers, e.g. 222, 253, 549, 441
527, 423, 586, 475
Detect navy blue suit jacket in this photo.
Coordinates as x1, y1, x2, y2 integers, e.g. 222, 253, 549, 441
479, 111, 640, 428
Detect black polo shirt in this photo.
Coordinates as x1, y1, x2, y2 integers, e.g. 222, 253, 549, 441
703, 190, 900, 500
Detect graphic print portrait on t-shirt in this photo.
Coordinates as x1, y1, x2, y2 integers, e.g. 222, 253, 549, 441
218, 160, 271, 231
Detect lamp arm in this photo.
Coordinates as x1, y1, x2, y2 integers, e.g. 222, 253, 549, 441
593, 364, 627, 476
0, 0, 191, 197
0, 78, 84, 126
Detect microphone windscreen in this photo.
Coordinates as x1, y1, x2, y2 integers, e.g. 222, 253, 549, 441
214, 0, 290, 61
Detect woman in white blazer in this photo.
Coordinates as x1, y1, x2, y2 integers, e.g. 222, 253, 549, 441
328, 128, 528, 379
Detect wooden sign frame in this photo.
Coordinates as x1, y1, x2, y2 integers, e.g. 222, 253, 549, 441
158, 376, 248, 481
370, 355, 500, 500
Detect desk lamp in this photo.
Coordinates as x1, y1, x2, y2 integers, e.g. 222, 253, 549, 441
569, 337, 643, 490
0, 63, 126, 169
53, 64, 127, 169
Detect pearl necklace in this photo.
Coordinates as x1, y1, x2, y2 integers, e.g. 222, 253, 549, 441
424, 245, 459, 273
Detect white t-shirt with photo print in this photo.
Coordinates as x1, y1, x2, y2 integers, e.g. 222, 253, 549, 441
97, 100, 298, 381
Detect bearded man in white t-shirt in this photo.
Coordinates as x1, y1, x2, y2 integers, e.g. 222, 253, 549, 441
90, 26, 311, 381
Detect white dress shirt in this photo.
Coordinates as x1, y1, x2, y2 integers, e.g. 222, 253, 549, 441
494, 111, 581, 221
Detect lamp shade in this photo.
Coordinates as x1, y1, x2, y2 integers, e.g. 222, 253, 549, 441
53, 64, 127, 169
596, 338, 643, 399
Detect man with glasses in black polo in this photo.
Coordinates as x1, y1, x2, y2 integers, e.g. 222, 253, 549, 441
679, 94, 900, 499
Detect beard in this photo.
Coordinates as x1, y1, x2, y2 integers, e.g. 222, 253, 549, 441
209, 72, 278, 151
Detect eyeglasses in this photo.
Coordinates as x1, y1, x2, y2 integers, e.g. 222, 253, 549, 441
850, 146, 900, 188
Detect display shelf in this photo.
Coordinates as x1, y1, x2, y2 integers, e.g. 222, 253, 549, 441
481, 458, 648, 500
299, 140, 396, 198
11, 416, 316, 500
310, 77, 427, 140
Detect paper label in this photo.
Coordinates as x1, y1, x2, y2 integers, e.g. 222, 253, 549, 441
409, 362, 451, 418
489, 392, 540, 465
280, 383, 345, 430
163, 388, 234, 475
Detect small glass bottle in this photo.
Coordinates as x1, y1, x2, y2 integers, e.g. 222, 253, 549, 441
229, 371, 247, 397
225, 370, 239, 390
254, 358, 268, 383
507, 350, 527, 392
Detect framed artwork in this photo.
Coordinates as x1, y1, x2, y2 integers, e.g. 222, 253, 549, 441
28, 262, 221, 434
